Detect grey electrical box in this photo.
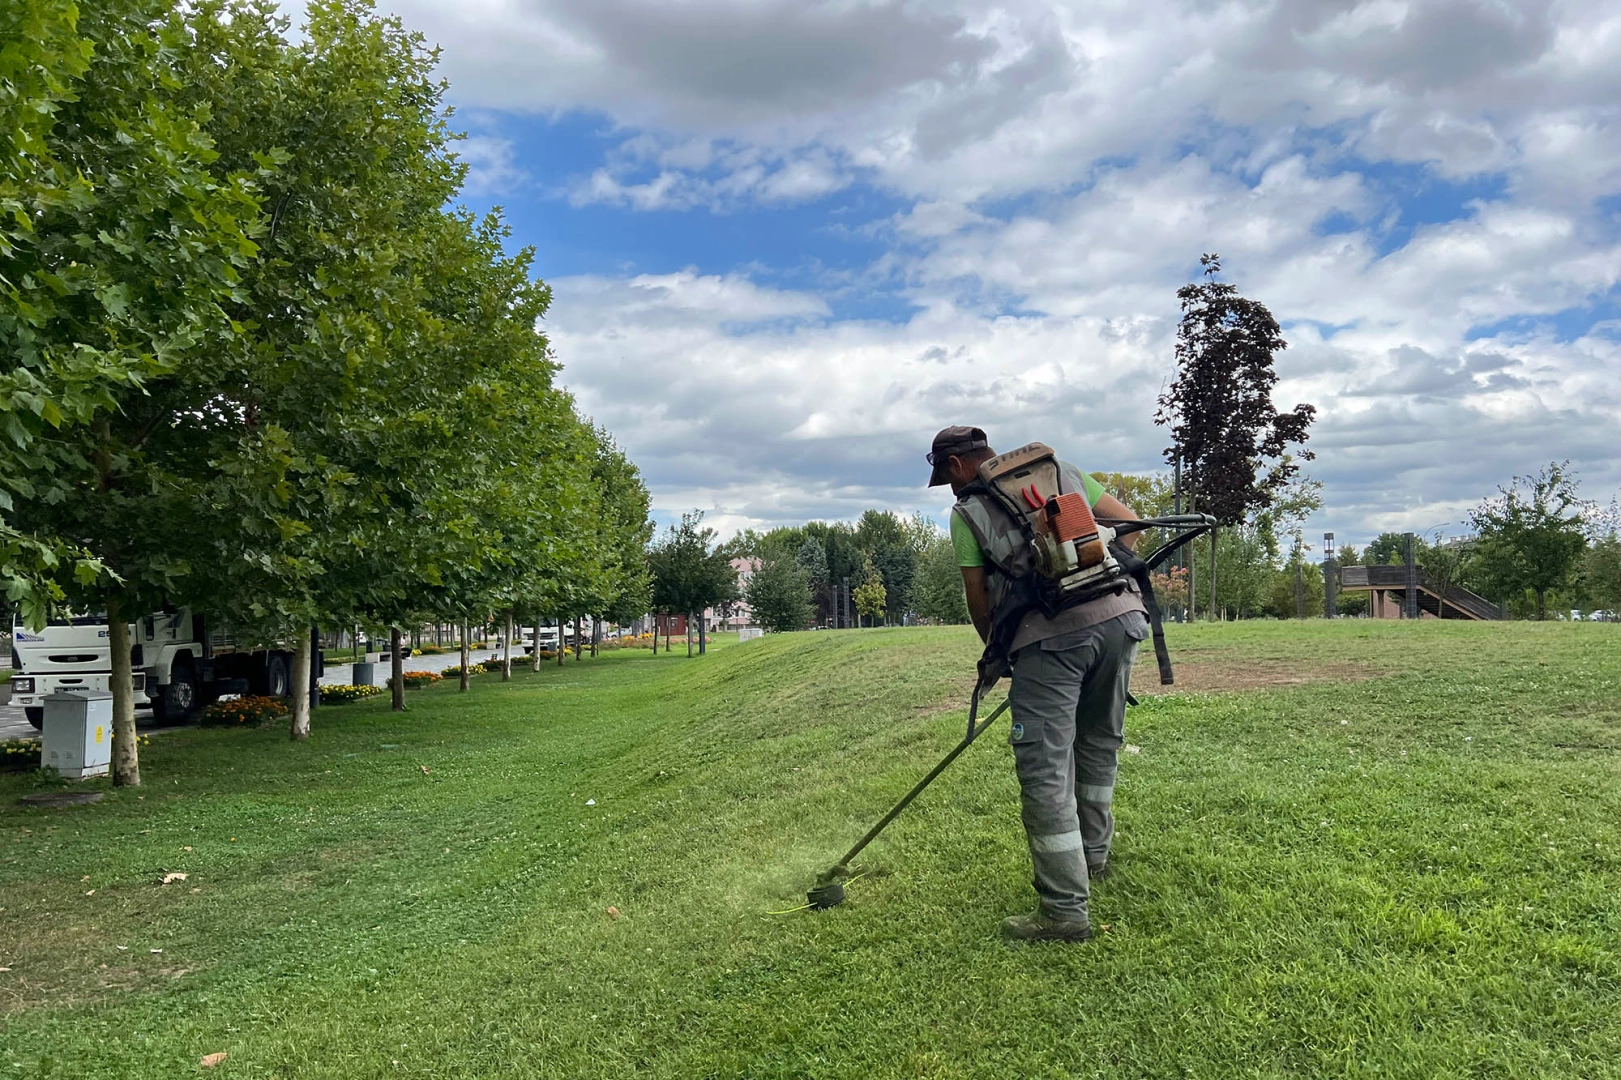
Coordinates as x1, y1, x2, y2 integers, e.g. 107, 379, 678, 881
42, 691, 113, 780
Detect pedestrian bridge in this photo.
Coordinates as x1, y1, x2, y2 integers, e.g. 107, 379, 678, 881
1338, 564, 1501, 620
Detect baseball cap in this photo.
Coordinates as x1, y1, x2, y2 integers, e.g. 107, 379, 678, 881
926, 425, 990, 486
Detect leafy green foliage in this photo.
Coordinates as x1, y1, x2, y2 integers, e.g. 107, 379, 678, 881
743, 557, 812, 633
853, 555, 888, 627
1468, 462, 1591, 620
909, 535, 971, 624
648, 511, 738, 623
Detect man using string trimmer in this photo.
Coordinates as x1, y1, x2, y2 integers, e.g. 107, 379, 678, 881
931, 426, 1154, 943
802, 428, 1208, 931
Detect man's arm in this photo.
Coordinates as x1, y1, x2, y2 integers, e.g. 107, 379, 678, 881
960, 566, 991, 642
1093, 492, 1139, 551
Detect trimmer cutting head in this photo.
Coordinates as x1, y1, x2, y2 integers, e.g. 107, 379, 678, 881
807, 866, 849, 909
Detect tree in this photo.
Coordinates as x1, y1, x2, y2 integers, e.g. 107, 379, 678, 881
1364, 533, 1414, 566
648, 511, 737, 656
1155, 254, 1316, 527
1469, 462, 1592, 620
745, 557, 812, 633
795, 537, 829, 590
1577, 534, 1621, 617
909, 535, 971, 624
1419, 534, 1473, 618
853, 555, 887, 627
4, 0, 272, 781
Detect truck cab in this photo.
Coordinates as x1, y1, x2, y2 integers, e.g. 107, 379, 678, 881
11, 608, 305, 729
10, 612, 150, 729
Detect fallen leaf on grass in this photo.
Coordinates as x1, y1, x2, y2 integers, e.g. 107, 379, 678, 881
1124, 745, 1142, 755
84, 889, 95, 896
150, 948, 163, 954
0, 966, 10, 972
183, 846, 192, 852
606, 906, 620, 920
200, 1051, 227, 1068
159, 872, 188, 885
419, 765, 431, 775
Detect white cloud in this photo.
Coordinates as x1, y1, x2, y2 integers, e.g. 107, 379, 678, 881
270, 0, 1621, 541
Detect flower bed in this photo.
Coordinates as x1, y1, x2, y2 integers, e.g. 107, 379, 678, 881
2, 738, 43, 772
394, 670, 443, 690
320, 684, 385, 705
200, 695, 290, 727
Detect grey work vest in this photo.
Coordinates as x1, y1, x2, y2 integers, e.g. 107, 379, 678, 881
954, 459, 1145, 654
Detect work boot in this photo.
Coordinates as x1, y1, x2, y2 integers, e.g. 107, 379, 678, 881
1088, 861, 1110, 882
1000, 909, 1092, 943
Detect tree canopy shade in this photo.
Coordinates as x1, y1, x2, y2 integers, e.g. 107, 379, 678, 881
1156, 255, 1316, 527
1468, 462, 1592, 621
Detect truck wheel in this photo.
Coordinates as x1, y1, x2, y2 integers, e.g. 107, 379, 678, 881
152, 661, 199, 724
265, 654, 290, 698
24, 707, 43, 730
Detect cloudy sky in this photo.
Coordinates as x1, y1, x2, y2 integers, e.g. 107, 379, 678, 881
331, 0, 1619, 546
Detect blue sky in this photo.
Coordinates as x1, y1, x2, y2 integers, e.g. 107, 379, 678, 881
345, 0, 1621, 548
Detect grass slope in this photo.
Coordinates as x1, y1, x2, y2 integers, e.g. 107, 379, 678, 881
2, 622, 1619, 1078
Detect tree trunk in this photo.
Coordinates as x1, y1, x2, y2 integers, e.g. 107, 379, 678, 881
1208, 527, 1219, 622
558, 618, 566, 666
290, 633, 312, 740
592, 618, 600, 657
106, 594, 140, 786
698, 614, 707, 656
651, 617, 658, 655
532, 617, 543, 672
459, 622, 470, 691
573, 615, 582, 661
502, 610, 513, 681
390, 627, 405, 711
1536, 589, 1546, 621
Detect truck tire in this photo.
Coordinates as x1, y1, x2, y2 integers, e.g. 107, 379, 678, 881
151, 660, 200, 724
25, 707, 43, 730
264, 654, 290, 698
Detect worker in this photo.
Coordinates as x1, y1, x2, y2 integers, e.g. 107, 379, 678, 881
928, 425, 1148, 942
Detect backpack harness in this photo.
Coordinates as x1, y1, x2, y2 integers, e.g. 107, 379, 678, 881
955, 442, 1214, 738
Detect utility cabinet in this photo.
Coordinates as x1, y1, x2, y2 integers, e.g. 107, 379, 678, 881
41, 690, 113, 780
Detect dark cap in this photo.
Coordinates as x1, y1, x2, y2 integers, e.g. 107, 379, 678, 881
926, 425, 990, 487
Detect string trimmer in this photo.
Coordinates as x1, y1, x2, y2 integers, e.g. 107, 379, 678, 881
805, 513, 1213, 910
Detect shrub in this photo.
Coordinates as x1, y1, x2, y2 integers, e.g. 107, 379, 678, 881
392, 670, 443, 690
200, 695, 290, 727
320, 684, 385, 705
441, 664, 475, 678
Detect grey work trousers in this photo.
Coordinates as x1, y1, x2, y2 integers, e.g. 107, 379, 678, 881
1006, 610, 1148, 924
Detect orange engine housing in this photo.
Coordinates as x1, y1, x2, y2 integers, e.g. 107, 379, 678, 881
1046, 491, 1098, 543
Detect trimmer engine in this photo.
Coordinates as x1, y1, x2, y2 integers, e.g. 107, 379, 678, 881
1030, 490, 1122, 595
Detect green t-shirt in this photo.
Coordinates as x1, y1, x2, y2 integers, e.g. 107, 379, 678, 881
950, 466, 1106, 568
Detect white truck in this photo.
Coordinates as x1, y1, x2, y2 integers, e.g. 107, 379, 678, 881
10, 608, 303, 729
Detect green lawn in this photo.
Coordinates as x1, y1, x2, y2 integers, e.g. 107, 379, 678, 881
2, 622, 1619, 1078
